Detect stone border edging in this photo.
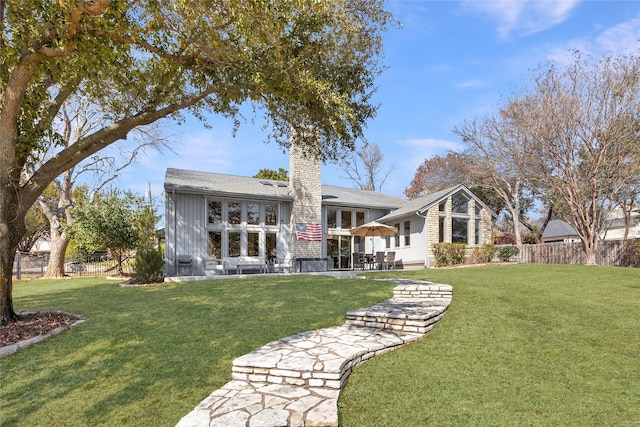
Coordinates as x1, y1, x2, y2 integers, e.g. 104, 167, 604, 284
0, 311, 86, 359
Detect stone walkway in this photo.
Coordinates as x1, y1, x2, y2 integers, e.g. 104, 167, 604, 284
176, 279, 453, 427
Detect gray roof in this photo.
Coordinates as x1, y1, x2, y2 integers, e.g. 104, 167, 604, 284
376, 184, 498, 223
541, 219, 579, 240
165, 168, 292, 201
164, 168, 406, 209
320, 185, 405, 209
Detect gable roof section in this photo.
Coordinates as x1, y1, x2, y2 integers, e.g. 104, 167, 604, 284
164, 168, 406, 209
376, 184, 498, 223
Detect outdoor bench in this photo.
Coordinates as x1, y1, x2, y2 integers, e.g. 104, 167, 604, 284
223, 256, 266, 274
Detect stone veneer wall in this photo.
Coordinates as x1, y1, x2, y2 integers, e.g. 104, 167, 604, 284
289, 132, 322, 260
424, 194, 494, 266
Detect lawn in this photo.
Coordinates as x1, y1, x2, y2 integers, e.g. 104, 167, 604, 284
0, 275, 393, 426
2, 265, 640, 427
339, 264, 640, 426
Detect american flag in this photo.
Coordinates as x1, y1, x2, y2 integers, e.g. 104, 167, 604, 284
295, 223, 323, 242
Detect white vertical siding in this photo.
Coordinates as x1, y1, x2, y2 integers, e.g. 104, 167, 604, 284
167, 192, 206, 275
385, 216, 426, 268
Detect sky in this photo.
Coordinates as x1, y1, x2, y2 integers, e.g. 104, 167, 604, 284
114, 0, 640, 204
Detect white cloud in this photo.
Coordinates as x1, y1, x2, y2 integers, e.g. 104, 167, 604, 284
457, 79, 485, 89
465, 0, 580, 40
396, 138, 463, 179
401, 137, 462, 153
546, 11, 640, 65
595, 13, 640, 55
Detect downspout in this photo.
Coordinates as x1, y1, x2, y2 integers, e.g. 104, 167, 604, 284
172, 189, 177, 276
416, 210, 430, 268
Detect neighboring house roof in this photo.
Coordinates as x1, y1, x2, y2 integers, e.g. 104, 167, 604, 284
376, 184, 498, 223
541, 219, 579, 241
164, 168, 406, 210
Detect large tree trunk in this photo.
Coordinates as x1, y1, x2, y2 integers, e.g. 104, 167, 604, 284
0, 230, 18, 324
583, 240, 598, 265
43, 221, 69, 278
0, 211, 26, 324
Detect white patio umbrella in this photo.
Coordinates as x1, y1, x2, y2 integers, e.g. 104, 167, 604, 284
349, 221, 397, 253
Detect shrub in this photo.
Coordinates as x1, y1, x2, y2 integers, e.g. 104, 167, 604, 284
472, 244, 497, 264
432, 242, 467, 267
497, 245, 520, 262
623, 239, 640, 267
133, 247, 164, 283
132, 204, 164, 283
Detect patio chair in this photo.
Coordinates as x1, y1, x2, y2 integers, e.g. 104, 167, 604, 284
352, 253, 365, 270
274, 256, 294, 273
385, 251, 396, 270
177, 255, 193, 276
375, 251, 385, 270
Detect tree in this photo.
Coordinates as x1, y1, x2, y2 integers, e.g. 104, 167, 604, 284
340, 143, 394, 191
404, 153, 471, 198
254, 168, 289, 181
133, 202, 163, 284
404, 152, 507, 221
453, 110, 538, 245
504, 50, 640, 264
17, 205, 48, 253
33, 95, 168, 279
67, 191, 143, 275
0, 0, 392, 322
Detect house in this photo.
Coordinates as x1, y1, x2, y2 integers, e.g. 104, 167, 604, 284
164, 140, 497, 276
541, 219, 580, 243
601, 206, 640, 241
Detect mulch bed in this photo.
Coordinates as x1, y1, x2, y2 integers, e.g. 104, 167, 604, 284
0, 311, 82, 348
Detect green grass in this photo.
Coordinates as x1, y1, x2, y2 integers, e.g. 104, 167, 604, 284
339, 264, 640, 426
0, 275, 393, 426
3, 265, 640, 427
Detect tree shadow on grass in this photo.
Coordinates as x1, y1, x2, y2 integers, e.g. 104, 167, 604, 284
1, 276, 393, 426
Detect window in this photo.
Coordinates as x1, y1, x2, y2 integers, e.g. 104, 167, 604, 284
228, 202, 242, 225
247, 231, 259, 256
208, 231, 222, 259
451, 193, 469, 214
452, 218, 468, 244
385, 235, 391, 249
475, 218, 481, 245
266, 232, 277, 261
247, 203, 260, 225
327, 209, 337, 228
341, 210, 352, 229
228, 231, 241, 256
439, 201, 446, 212
404, 221, 411, 246
356, 211, 365, 226
208, 201, 222, 224
439, 216, 445, 242
265, 204, 277, 226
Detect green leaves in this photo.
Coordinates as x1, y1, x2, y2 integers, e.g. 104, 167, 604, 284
67, 190, 144, 261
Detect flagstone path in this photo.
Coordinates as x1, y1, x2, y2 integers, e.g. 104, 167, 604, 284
176, 279, 453, 427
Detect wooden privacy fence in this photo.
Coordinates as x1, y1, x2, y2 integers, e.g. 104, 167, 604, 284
516, 239, 640, 267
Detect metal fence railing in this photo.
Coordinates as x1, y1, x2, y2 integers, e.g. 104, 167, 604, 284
13, 252, 135, 279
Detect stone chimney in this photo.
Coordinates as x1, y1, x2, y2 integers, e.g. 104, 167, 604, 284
289, 128, 323, 264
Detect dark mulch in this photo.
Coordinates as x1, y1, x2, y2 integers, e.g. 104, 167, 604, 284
0, 311, 81, 347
